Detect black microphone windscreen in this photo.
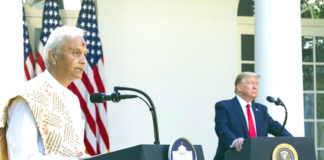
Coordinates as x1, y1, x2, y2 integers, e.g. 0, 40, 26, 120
266, 96, 276, 103
90, 93, 104, 103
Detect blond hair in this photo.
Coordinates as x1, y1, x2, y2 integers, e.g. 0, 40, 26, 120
234, 72, 259, 93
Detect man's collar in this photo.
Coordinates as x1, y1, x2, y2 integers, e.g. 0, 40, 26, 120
236, 94, 252, 107
44, 69, 67, 95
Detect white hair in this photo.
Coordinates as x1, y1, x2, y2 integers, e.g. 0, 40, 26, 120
44, 26, 85, 68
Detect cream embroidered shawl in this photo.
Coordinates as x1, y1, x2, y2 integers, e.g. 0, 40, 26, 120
2, 75, 83, 158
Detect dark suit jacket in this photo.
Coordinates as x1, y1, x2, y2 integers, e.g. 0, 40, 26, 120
214, 96, 292, 160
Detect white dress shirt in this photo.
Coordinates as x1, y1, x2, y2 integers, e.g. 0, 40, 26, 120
230, 95, 257, 147
236, 95, 257, 131
6, 70, 86, 160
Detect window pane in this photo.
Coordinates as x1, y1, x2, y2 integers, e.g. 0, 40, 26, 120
317, 94, 324, 119
34, 28, 41, 54
317, 122, 324, 147
304, 93, 314, 119
301, 0, 311, 18
303, 65, 314, 90
237, 0, 254, 16
318, 150, 324, 160
312, 4, 324, 19
316, 66, 324, 90
316, 37, 324, 62
241, 34, 254, 61
301, 9, 312, 18
242, 64, 254, 72
302, 36, 313, 62
305, 122, 314, 138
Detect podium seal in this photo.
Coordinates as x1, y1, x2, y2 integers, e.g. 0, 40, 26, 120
272, 143, 298, 160
168, 137, 197, 160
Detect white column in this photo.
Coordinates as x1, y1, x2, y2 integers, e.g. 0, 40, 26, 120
0, 2, 24, 124
255, 0, 304, 136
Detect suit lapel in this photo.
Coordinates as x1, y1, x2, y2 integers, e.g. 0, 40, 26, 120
252, 102, 261, 136
232, 97, 249, 137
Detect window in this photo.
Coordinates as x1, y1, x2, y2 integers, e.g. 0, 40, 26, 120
303, 35, 324, 159
241, 34, 254, 72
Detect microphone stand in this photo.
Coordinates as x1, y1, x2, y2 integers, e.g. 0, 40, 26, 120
114, 86, 160, 145
276, 98, 287, 135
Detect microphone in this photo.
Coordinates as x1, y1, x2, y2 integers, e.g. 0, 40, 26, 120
266, 96, 287, 135
266, 96, 284, 106
90, 92, 137, 103
266, 96, 276, 103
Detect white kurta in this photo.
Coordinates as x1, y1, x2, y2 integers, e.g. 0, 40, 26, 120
6, 70, 86, 160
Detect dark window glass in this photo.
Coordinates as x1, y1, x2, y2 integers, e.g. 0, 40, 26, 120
302, 36, 313, 62
303, 65, 314, 90
241, 64, 254, 72
237, 0, 254, 16
302, 10, 312, 18
317, 122, 324, 147
316, 37, 324, 62
318, 150, 324, 160
301, 1, 312, 18
317, 94, 324, 119
304, 93, 314, 119
312, 5, 324, 19
316, 66, 324, 90
58, 0, 64, 9
305, 122, 314, 137
241, 34, 254, 61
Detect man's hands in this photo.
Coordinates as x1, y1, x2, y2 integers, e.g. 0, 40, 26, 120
233, 137, 244, 152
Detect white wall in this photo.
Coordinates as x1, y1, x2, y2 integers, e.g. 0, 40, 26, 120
0, 2, 24, 124
96, 0, 239, 159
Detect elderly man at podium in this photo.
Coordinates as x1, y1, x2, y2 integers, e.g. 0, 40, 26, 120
214, 72, 292, 160
0, 26, 89, 160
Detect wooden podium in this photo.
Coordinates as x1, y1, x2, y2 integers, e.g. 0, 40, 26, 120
224, 137, 316, 160
84, 144, 204, 160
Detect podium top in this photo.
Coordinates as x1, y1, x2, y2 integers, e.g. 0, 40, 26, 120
225, 137, 315, 160
84, 144, 204, 160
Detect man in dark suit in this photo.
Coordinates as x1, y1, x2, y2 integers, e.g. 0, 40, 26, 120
214, 72, 292, 160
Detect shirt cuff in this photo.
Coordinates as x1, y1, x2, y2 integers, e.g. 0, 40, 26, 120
230, 138, 238, 148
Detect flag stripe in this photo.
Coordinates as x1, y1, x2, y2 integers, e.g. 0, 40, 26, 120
24, 64, 31, 80
84, 136, 95, 155
23, 7, 35, 81
97, 60, 107, 110
68, 83, 96, 134
36, 52, 46, 74
93, 66, 105, 97
83, 64, 97, 92
81, 72, 95, 94
73, 79, 96, 121
95, 105, 109, 148
85, 122, 97, 149
27, 54, 35, 72
24, 54, 35, 80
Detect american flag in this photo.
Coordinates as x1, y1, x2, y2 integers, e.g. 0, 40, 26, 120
35, 0, 62, 75
23, 7, 35, 81
68, 0, 110, 155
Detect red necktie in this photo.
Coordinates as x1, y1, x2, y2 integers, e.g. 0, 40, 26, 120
246, 104, 256, 137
